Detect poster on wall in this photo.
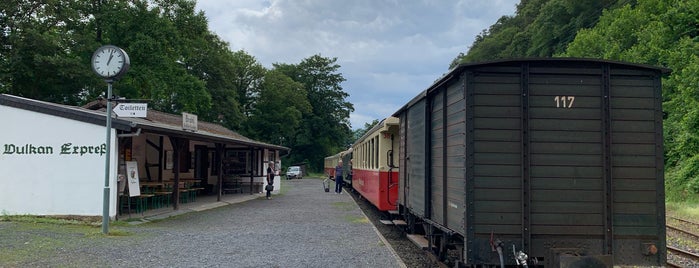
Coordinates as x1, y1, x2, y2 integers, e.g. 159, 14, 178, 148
126, 161, 141, 197
165, 151, 173, 170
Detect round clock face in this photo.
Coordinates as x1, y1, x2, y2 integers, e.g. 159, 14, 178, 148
91, 45, 130, 79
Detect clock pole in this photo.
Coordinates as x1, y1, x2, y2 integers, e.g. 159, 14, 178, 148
92, 45, 129, 235
102, 80, 113, 234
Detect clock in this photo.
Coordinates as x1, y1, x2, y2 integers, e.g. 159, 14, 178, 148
91, 45, 130, 79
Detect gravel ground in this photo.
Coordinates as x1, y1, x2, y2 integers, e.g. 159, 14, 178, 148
0, 178, 402, 268
347, 185, 443, 268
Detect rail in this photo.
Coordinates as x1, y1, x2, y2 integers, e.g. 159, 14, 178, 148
667, 217, 699, 268
669, 216, 699, 228
667, 224, 699, 240
668, 245, 699, 265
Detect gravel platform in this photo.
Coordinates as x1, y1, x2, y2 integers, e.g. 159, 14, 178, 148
0, 178, 403, 268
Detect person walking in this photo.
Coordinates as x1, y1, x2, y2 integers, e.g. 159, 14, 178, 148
266, 163, 274, 199
334, 160, 343, 194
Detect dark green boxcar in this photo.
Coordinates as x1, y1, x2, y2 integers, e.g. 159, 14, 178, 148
394, 59, 668, 267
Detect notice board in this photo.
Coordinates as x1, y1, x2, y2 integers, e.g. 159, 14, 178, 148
126, 161, 141, 197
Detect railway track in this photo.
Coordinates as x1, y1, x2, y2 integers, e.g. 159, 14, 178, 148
670, 216, 699, 228
667, 224, 699, 240
667, 216, 699, 267
667, 245, 699, 267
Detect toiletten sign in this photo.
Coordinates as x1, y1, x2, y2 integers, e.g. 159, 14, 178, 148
113, 103, 147, 118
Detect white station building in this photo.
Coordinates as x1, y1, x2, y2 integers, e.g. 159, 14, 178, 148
0, 94, 288, 218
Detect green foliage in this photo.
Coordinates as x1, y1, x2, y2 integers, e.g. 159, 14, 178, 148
456, 0, 699, 201
244, 69, 311, 145
666, 154, 699, 203
0, 0, 102, 103
352, 119, 380, 142
274, 55, 354, 171
563, 0, 699, 200
452, 0, 617, 66
0, 1, 357, 174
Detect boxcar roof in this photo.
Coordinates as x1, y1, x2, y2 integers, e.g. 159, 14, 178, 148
393, 58, 671, 116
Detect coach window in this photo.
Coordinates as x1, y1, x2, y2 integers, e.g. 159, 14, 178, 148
369, 138, 373, 169
374, 136, 379, 169
362, 142, 369, 169
366, 140, 370, 169
368, 139, 373, 169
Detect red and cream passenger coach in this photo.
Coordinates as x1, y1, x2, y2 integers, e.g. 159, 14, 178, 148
351, 117, 400, 211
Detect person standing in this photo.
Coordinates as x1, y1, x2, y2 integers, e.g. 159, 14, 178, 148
266, 163, 274, 200
335, 160, 343, 194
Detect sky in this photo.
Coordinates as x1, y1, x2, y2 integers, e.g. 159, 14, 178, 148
194, 0, 520, 129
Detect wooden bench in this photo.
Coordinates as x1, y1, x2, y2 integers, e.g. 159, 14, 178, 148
222, 177, 242, 194
223, 187, 241, 194
239, 182, 263, 193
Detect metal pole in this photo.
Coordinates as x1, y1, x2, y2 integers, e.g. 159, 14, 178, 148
102, 80, 113, 234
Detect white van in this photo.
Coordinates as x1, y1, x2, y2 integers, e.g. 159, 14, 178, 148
286, 166, 303, 180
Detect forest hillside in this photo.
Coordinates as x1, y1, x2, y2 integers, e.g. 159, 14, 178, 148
453, 0, 699, 202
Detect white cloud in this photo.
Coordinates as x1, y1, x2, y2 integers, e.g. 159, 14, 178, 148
196, 0, 519, 128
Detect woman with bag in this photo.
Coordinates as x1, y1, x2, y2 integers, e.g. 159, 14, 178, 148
266, 163, 274, 199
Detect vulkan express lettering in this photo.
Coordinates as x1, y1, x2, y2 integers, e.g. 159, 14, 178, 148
3, 144, 53, 154
60, 143, 107, 156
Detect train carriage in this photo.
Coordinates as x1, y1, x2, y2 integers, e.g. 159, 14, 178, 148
324, 151, 344, 180
324, 149, 353, 186
394, 58, 668, 267
351, 117, 400, 211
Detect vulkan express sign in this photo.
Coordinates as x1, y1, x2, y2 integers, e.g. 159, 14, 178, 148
2, 143, 107, 156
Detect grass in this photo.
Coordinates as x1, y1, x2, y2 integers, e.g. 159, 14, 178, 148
344, 214, 369, 224
306, 172, 327, 179
0, 215, 134, 236
0, 215, 101, 226
666, 201, 699, 222
0, 215, 135, 265
332, 201, 355, 211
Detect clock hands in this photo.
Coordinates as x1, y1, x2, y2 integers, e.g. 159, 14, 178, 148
92, 46, 128, 78
107, 50, 114, 66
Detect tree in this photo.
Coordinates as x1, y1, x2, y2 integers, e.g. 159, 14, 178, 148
451, 0, 617, 66
0, 0, 213, 114
352, 119, 380, 142
0, 0, 103, 104
274, 55, 354, 171
563, 0, 699, 200
0, 0, 356, 174
105, 0, 211, 114
244, 69, 311, 145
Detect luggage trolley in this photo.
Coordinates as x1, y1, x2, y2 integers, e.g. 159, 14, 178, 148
322, 178, 330, 192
